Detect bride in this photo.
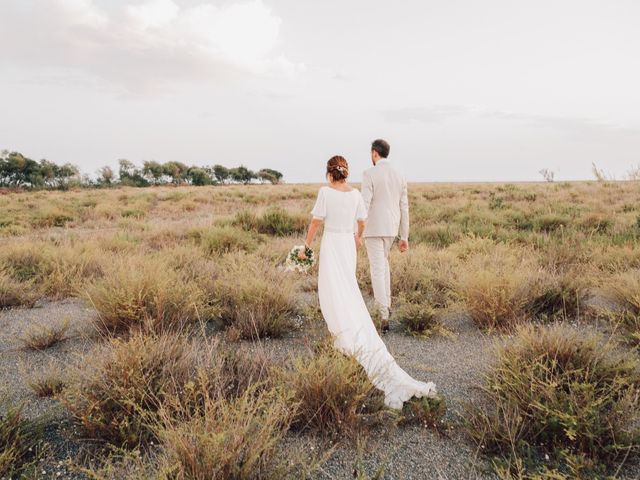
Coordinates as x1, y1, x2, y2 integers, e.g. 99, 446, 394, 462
298, 155, 437, 409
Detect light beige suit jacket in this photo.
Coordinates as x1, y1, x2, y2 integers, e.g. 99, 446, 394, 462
361, 159, 409, 241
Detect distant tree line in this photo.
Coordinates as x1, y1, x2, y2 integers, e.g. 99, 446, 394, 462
0, 150, 284, 189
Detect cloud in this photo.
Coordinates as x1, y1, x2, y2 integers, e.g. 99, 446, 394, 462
0, 0, 302, 93
382, 105, 640, 138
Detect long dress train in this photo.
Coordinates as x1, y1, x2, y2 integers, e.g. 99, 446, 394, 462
311, 186, 437, 409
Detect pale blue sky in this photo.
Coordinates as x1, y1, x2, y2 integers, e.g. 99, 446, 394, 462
1, 0, 639, 182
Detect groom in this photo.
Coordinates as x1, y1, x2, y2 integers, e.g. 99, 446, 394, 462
361, 139, 409, 333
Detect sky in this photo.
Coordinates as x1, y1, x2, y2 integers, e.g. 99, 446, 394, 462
1, 0, 639, 183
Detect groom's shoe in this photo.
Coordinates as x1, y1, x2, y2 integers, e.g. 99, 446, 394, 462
381, 318, 390, 334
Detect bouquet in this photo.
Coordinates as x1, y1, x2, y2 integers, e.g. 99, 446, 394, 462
285, 245, 315, 272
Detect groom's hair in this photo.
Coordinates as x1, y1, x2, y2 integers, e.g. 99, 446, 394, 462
371, 139, 390, 158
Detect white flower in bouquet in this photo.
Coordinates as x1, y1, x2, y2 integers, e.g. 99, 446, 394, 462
285, 245, 315, 273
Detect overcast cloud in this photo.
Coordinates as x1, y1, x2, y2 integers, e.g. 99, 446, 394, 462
1, 0, 639, 182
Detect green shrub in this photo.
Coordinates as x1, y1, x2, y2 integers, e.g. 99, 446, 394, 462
465, 324, 640, 477
580, 214, 612, 234
399, 395, 446, 428
535, 214, 569, 233
233, 207, 307, 236
394, 299, 441, 338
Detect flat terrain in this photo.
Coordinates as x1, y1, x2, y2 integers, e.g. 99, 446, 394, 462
1, 181, 639, 479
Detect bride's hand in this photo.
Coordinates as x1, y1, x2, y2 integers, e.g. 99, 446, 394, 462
354, 235, 363, 248
298, 247, 308, 260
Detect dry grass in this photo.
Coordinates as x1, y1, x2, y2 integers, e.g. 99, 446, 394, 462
604, 269, 640, 315
63, 333, 271, 448
156, 386, 296, 479
20, 318, 69, 350
28, 363, 67, 397
2, 182, 640, 477
189, 225, 260, 256
85, 255, 218, 335
0, 400, 44, 478
0, 269, 38, 308
280, 344, 388, 439
212, 253, 300, 340
454, 245, 544, 330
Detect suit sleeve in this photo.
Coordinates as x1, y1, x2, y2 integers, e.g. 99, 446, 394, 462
361, 170, 373, 213
356, 191, 367, 221
399, 177, 409, 241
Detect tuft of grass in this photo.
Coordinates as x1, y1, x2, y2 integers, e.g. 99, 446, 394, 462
63, 333, 270, 448
280, 345, 388, 439
189, 225, 259, 256
0, 269, 38, 308
604, 269, 640, 315
526, 269, 587, 321
212, 254, 299, 340
399, 395, 446, 428
28, 364, 67, 397
0, 243, 46, 281
465, 323, 640, 477
535, 214, 569, 233
233, 207, 307, 236
20, 319, 69, 350
455, 247, 543, 330
157, 386, 296, 479
85, 255, 217, 335
388, 246, 456, 309
394, 299, 442, 338
31, 206, 74, 228
0, 401, 44, 478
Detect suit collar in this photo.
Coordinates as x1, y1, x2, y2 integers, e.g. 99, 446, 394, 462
376, 158, 389, 166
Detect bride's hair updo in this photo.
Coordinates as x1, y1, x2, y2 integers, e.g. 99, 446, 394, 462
326, 156, 349, 182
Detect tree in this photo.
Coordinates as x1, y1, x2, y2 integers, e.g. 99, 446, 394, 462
212, 164, 230, 184
142, 161, 164, 184
627, 164, 640, 181
119, 159, 148, 187
538, 169, 555, 182
162, 161, 189, 184
185, 167, 211, 186
592, 162, 610, 182
97, 166, 114, 186
230, 165, 256, 184
257, 168, 283, 184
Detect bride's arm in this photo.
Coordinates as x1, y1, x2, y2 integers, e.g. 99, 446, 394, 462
355, 219, 365, 248
299, 218, 323, 259
304, 218, 323, 248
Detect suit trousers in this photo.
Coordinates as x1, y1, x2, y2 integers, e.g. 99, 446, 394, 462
364, 236, 395, 320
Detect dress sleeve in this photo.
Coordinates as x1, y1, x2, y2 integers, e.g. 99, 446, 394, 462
356, 190, 367, 220
311, 187, 326, 219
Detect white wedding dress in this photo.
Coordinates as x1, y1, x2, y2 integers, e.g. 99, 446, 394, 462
311, 186, 437, 409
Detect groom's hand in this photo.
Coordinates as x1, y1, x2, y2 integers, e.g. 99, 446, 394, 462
354, 235, 364, 249
399, 239, 409, 253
